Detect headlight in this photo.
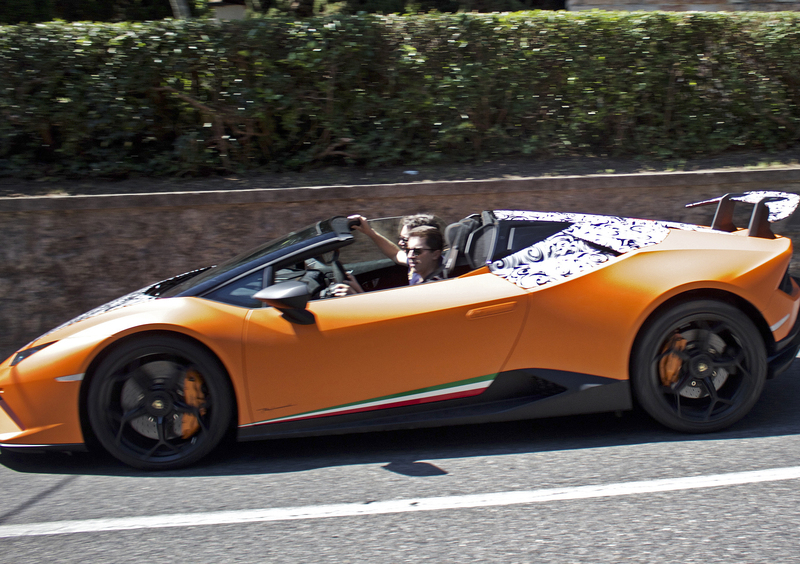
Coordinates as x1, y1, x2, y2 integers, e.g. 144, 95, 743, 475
10, 342, 56, 367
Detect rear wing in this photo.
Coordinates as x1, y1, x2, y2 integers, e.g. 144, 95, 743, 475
686, 191, 800, 239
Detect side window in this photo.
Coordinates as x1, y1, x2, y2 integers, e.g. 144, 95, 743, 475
204, 269, 265, 308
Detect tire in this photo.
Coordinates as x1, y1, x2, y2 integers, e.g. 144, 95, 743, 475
632, 300, 767, 433
87, 335, 234, 470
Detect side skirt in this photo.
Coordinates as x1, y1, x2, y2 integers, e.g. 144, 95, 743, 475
0, 444, 87, 453
237, 369, 632, 441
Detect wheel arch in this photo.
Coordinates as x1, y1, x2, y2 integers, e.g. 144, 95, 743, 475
78, 330, 239, 450
629, 288, 773, 383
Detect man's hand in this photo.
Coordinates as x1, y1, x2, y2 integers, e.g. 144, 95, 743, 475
331, 273, 364, 297
347, 214, 374, 236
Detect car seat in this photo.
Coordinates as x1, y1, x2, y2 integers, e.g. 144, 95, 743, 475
442, 217, 479, 277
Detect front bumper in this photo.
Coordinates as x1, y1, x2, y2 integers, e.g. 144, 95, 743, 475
0, 398, 85, 451
0, 396, 24, 439
767, 309, 800, 378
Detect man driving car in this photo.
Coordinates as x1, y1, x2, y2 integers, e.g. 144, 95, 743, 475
331, 224, 445, 296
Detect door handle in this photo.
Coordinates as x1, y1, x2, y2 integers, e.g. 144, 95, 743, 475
466, 302, 517, 319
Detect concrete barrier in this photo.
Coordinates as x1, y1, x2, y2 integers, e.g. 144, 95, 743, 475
2, 167, 800, 360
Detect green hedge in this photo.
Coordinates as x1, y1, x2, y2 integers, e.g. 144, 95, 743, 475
1, 11, 799, 177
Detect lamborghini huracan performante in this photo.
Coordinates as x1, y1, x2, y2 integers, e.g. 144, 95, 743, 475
2, 191, 800, 469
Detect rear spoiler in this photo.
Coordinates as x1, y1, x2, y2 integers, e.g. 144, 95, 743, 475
686, 191, 800, 239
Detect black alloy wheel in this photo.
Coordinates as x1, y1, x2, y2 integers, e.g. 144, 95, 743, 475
87, 335, 233, 470
632, 300, 767, 433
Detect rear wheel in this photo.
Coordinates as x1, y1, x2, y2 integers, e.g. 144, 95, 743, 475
632, 300, 766, 433
87, 335, 233, 470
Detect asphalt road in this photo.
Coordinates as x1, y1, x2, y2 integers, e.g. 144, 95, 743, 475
2, 364, 800, 564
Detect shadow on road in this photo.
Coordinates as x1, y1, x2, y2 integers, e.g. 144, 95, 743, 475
3, 367, 800, 478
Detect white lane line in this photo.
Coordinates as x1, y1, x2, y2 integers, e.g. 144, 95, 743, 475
2, 466, 800, 539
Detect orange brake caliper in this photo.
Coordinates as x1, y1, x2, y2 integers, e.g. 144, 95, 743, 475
181, 369, 207, 439
658, 333, 687, 386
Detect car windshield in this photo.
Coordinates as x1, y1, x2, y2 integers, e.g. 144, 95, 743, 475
158, 220, 336, 297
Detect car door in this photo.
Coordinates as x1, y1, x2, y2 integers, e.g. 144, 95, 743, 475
241, 272, 530, 426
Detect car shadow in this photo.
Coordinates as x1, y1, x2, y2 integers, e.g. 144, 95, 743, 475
4, 367, 800, 478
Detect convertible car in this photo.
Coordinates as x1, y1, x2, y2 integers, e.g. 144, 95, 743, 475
2, 191, 800, 469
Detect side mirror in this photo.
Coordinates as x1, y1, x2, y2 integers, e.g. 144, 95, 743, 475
254, 281, 316, 325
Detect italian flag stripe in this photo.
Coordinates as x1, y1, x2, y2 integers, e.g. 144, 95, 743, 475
246, 374, 496, 427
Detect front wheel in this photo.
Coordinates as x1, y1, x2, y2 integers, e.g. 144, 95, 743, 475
87, 335, 234, 470
632, 300, 766, 433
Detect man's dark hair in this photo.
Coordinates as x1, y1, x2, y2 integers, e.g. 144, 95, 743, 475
402, 214, 438, 231
407, 225, 443, 252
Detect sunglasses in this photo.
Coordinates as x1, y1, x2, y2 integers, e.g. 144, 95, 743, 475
406, 247, 432, 256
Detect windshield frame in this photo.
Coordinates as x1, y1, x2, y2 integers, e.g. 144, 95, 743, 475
158, 217, 354, 299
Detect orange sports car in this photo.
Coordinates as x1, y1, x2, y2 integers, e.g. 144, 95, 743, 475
2, 191, 800, 469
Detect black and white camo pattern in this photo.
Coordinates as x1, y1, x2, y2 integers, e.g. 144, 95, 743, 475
686, 191, 800, 222
490, 210, 710, 289
489, 232, 615, 289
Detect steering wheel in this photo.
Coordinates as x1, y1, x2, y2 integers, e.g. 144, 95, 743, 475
318, 249, 349, 299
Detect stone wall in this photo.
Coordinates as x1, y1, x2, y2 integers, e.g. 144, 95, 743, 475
2, 168, 800, 360
567, 0, 800, 11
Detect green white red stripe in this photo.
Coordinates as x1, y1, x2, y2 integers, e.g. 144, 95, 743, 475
245, 374, 497, 427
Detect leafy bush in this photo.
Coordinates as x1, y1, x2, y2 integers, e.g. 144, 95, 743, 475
331, 0, 564, 14
1, 11, 799, 177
